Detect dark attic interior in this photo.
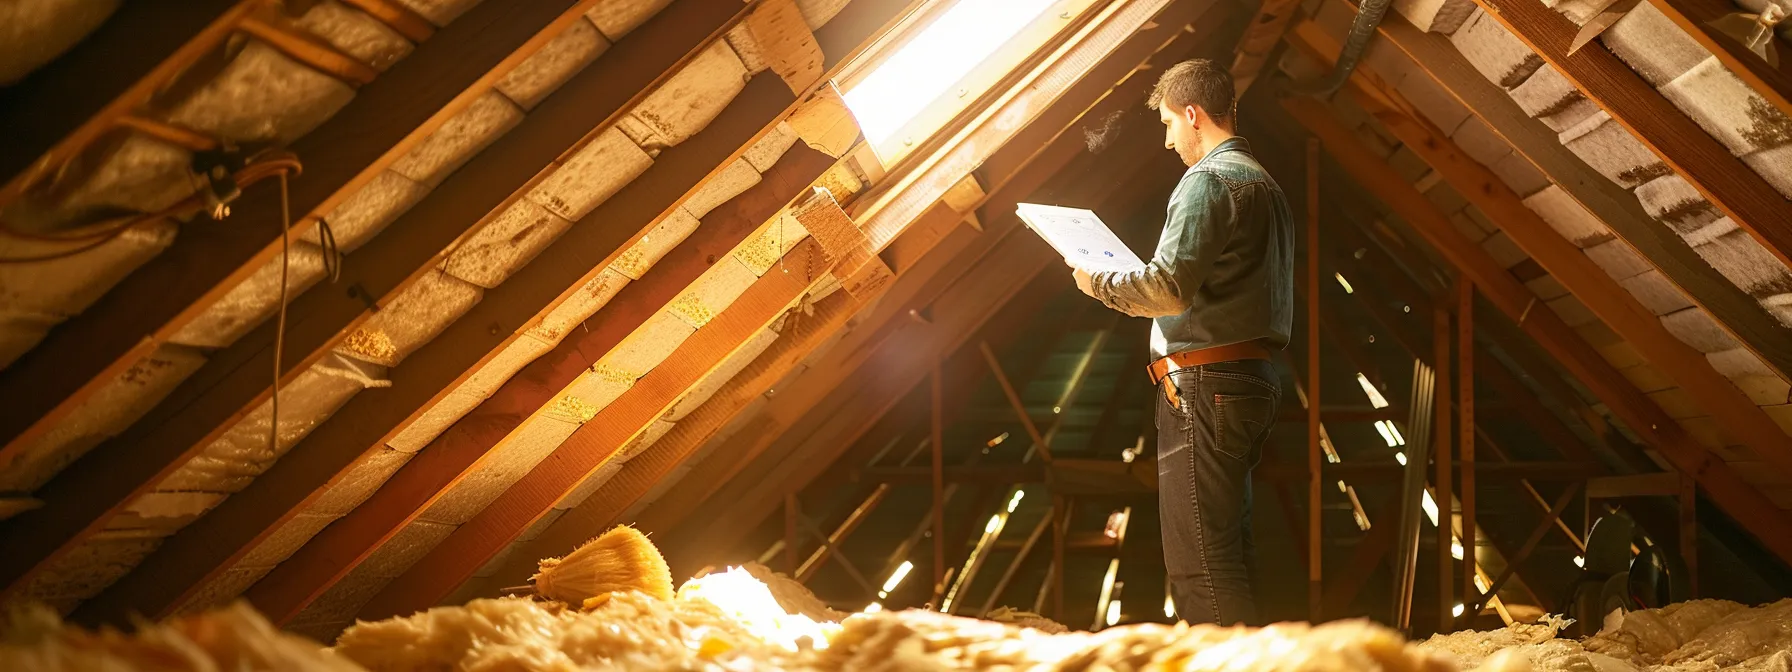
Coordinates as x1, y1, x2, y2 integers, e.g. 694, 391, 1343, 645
2, 0, 1791, 668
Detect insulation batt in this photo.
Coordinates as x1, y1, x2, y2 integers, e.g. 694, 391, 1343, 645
0, 601, 361, 672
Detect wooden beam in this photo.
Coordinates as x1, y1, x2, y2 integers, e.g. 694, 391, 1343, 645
361, 234, 839, 620
977, 506, 1053, 616
0, 0, 589, 459
1459, 280, 1476, 617
1283, 94, 1792, 568
796, 483, 890, 582
0, 1, 256, 204
2, 0, 637, 608
1680, 473, 1699, 598
1318, 40, 1792, 481
1434, 295, 1455, 633
981, 342, 1056, 463
1229, 0, 1303, 95
1305, 135, 1323, 621
1289, 15, 1792, 382
235, 142, 834, 626
1052, 494, 1068, 620
1463, 482, 1580, 620
785, 492, 801, 575
1586, 472, 1682, 498
1470, 0, 1792, 267
931, 363, 947, 596
1643, 0, 1792, 121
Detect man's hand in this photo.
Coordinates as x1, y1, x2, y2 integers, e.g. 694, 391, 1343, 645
1072, 267, 1095, 298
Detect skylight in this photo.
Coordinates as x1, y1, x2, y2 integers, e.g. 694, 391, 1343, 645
839, 0, 1075, 162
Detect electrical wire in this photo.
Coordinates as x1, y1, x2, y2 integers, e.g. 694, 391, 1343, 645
270, 171, 292, 457
0, 155, 303, 264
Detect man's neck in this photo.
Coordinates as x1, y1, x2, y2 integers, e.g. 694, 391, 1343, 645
1199, 129, 1237, 158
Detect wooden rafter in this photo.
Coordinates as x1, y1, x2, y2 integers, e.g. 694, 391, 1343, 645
1297, 25, 1792, 480
0, 0, 585, 459
1288, 14, 1792, 381
1469, 0, 1792, 268
1229, 0, 1305, 95
63, 0, 916, 623
1282, 93, 1792, 567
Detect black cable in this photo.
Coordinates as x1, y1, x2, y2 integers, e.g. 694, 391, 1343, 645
271, 171, 292, 456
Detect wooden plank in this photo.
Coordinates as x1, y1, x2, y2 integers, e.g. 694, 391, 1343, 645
1306, 135, 1323, 621
982, 343, 1055, 463
1644, 0, 1792, 121
65, 81, 802, 623
3, 0, 628, 607
1681, 473, 1699, 597
1459, 280, 1476, 615
361, 238, 834, 620
0, 0, 254, 203
1283, 94, 1792, 568
931, 364, 947, 594
1315, 39, 1792, 481
1470, 0, 1792, 267
977, 506, 1053, 616
1464, 482, 1580, 620
0, 0, 590, 459
236, 141, 833, 626
1586, 472, 1682, 498
1434, 297, 1454, 633
1293, 15, 1792, 382
1229, 0, 1304, 94
796, 483, 890, 582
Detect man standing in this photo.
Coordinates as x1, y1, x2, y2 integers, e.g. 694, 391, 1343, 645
1072, 59, 1293, 626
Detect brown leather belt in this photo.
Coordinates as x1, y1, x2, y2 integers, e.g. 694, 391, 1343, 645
1148, 340, 1272, 390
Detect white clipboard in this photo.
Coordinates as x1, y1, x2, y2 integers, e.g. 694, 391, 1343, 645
1015, 203, 1146, 274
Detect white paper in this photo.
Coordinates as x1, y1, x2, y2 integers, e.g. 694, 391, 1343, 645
1015, 203, 1146, 274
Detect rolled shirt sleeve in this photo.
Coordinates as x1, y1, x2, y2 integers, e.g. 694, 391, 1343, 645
1089, 170, 1235, 318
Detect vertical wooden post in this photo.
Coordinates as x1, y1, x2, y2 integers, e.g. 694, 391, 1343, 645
1305, 137, 1323, 622
1052, 495, 1068, 621
931, 364, 946, 601
785, 492, 800, 576
1458, 280, 1476, 618
1681, 474, 1699, 598
1433, 298, 1453, 633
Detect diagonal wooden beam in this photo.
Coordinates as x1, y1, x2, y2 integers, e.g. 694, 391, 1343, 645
1461, 481, 1581, 622
1288, 14, 1792, 382
0, 1, 257, 203
981, 342, 1056, 463
65, 1, 922, 624
0, 0, 591, 457
1282, 93, 1792, 567
797, 483, 891, 582
1308, 34, 1792, 480
362, 233, 845, 620
235, 146, 837, 625
1469, 0, 1792, 268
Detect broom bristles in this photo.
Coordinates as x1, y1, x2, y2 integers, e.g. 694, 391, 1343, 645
532, 525, 674, 606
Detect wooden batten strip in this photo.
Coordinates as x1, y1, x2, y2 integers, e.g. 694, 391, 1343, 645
1288, 12, 1792, 406
338, 0, 437, 42
1282, 94, 1792, 567
360, 237, 834, 619
57, 2, 799, 623
1470, 0, 1792, 268
238, 145, 836, 624
237, 14, 381, 85
0, 0, 608, 502
1303, 27, 1792, 480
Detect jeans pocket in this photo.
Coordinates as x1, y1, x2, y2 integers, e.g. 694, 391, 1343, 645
1212, 391, 1275, 463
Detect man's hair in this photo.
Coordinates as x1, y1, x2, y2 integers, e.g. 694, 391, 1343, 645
1147, 58, 1235, 128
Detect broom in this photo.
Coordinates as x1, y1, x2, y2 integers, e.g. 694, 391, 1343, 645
532, 525, 674, 609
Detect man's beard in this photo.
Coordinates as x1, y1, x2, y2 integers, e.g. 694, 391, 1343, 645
1179, 125, 1205, 167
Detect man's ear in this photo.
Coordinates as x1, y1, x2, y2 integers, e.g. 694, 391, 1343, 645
1182, 104, 1200, 126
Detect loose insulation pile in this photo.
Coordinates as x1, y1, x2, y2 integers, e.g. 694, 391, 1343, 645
3, 525, 1786, 671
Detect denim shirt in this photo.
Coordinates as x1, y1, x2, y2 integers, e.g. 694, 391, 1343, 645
1089, 137, 1293, 359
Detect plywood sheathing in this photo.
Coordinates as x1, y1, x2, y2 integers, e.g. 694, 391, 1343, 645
0, 344, 205, 493
295, 0, 417, 72
390, 91, 526, 187
496, 15, 611, 111
394, 0, 483, 27
168, 242, 331, 349
0, 0, 122, 85
0, 221, 178, 367
156, 353, 391, 493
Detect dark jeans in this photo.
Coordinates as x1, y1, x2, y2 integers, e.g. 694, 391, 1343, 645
1155, 358, 1281, 626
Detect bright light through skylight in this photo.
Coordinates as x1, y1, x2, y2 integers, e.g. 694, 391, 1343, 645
1356, 373, 1389, 409
842, 0, 1059, 146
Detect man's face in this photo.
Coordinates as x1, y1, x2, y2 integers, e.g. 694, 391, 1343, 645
1159, 104, 1204, 167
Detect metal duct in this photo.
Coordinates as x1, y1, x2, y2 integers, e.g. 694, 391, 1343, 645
1290, 0, 1392, 96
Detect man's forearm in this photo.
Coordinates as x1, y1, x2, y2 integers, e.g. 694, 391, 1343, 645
1091, 265, 1186, 318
